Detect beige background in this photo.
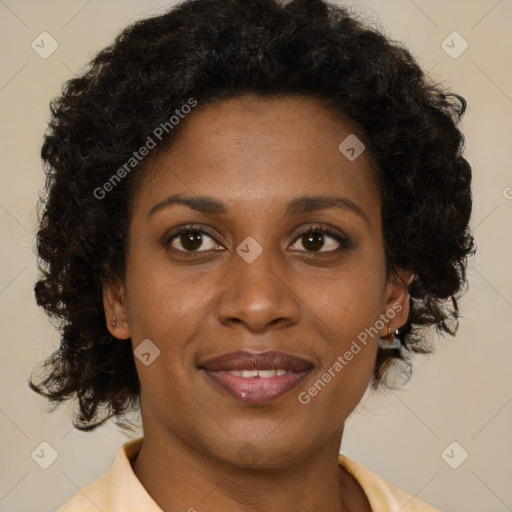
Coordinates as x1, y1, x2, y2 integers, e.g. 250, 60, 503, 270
1, 1, 511, 511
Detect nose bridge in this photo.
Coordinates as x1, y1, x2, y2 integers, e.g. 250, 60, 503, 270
216, 236, 301, 331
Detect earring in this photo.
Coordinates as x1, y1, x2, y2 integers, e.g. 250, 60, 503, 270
112, 314, 117, 327
379, 327, 401, 350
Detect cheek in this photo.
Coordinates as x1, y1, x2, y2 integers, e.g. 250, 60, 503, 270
124, 257, 203, 412
124, 251, 218, 401
299, 259, 384, 396
124, 246, 209, 343
306, 260, 385, 342
298, 285, 379, 418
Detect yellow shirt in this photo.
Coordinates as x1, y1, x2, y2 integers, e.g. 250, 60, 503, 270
57, 437, 439, 511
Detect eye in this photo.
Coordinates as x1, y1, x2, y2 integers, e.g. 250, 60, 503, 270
163, 223, 349, 255
164, 225, 221, 253
289, 225, 348, 253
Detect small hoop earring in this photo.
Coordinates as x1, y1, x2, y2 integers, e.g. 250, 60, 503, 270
112, 314, 117, 327
379, 327, 401, 350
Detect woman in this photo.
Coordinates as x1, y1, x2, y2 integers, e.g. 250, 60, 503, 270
30, 0, 474, 510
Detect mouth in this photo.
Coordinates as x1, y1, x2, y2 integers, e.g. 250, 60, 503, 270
198, 350, 314, 405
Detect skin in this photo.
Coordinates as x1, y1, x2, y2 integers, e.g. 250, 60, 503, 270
103, 94, 413, 512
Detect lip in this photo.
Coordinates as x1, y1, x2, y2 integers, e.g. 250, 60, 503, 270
198, 350, 314, 405
199, 350, 314, 372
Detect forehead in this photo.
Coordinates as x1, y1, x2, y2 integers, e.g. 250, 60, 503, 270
132, 94, 380, 219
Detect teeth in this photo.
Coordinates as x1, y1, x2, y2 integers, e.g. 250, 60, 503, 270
242, 370, 259, 378
258, 370, 277, 378
228, 369, 288, 378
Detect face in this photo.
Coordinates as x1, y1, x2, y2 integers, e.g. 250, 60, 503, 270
104, 94, 411, 468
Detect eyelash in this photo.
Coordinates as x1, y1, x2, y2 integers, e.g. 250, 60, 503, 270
163, 223, 349, 256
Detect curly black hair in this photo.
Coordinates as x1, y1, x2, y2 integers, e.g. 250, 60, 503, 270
29, 0, 475, 432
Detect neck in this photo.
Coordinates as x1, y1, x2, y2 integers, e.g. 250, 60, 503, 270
130, 428, 368, 512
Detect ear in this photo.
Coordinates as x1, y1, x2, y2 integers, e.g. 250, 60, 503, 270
101, 277, 131, 340
380, 269, 415, 335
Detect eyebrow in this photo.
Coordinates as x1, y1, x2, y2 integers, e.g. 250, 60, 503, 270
148, 193, 370, 225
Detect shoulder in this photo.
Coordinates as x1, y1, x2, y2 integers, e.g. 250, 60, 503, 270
338, 454, 440, 512
56, 469, 113, 512
56, 437, 157, 512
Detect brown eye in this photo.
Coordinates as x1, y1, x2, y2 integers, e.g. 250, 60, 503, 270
165, 227, 220, 253
290, 226, 348, 253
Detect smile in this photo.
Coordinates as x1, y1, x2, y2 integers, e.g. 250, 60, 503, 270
201, 368, 312, 404
198, 350, 315, 404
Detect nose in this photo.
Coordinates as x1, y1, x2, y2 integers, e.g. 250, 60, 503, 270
215, 245, 301, 333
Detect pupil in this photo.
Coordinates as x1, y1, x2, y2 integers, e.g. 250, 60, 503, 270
181, 232, 202, 251
303, 232, 323, 251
